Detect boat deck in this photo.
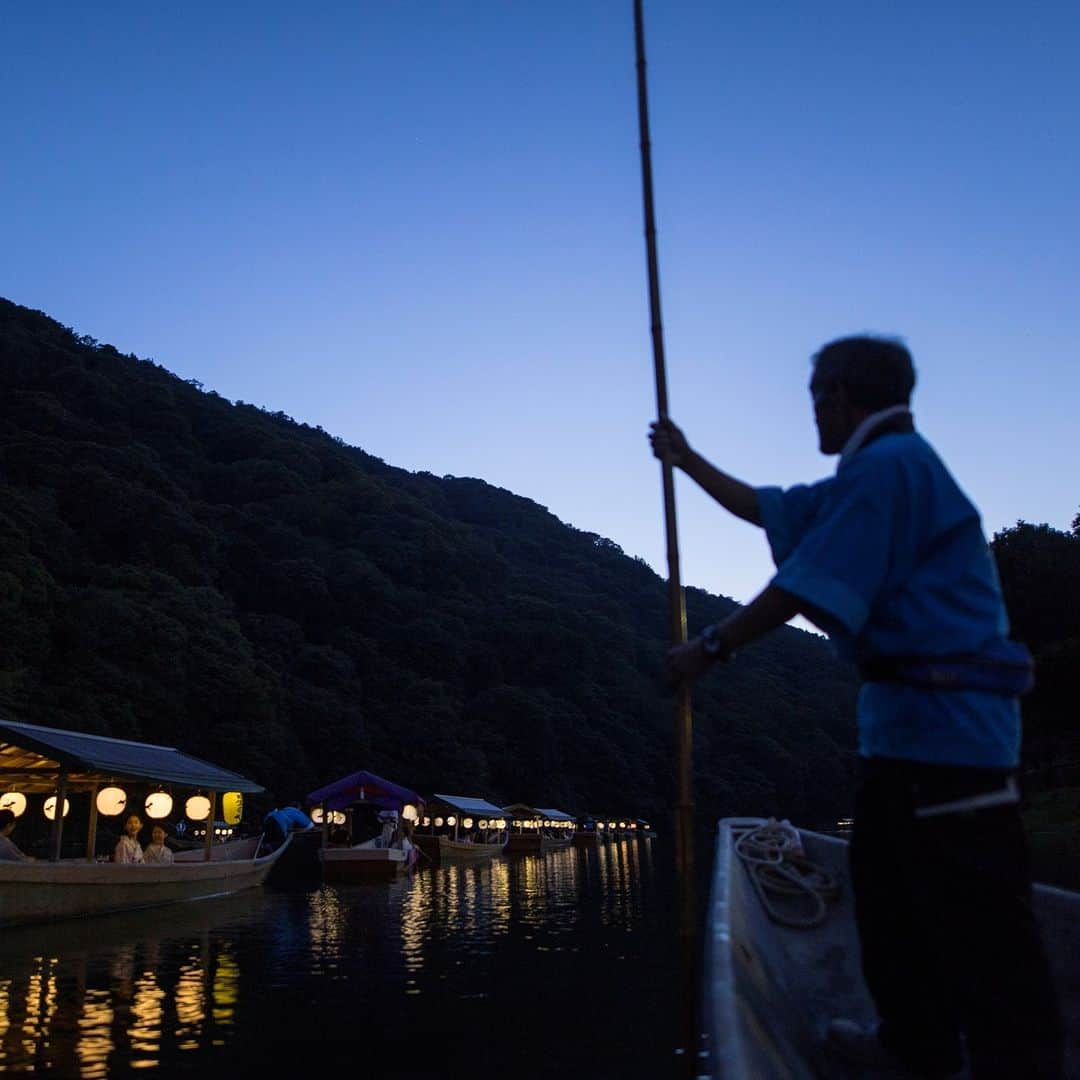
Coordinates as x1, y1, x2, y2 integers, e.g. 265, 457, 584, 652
708, 819, 1080, 1078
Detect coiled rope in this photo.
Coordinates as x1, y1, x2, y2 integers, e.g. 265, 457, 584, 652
734, 820, 839, 929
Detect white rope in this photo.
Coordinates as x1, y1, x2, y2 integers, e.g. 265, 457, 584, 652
735, 819, 839, 930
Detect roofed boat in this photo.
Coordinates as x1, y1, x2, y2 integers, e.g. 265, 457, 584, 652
307, 769, 424, 880
413, 795, 509, 864
574, 815, 602, 846
503, 804, 576, 851
706, 817, 1080, 1077
0, 718, 289, 928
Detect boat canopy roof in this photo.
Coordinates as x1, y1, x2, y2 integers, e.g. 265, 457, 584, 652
306, 770, 423, 813
430, 794, 507, 817
534, 807, 574, 821
0, 717, 264, 794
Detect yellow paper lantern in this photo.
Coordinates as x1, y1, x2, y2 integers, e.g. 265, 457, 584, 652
0, 792, 27, 818
422, 816, 431, 827
144, 792, 173, 819
43, 796, 70, 820
222, 792, 243, 826
434, 817, 444, 828
332, 811, 346, 825
446, 816, 457, 827
185, 794, 212, 821
463, 817, 474, 829
402, 803, 419, 823
478, 819, 489, 829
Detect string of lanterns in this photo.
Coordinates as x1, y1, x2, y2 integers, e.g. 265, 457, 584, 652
0, 788, 244, 822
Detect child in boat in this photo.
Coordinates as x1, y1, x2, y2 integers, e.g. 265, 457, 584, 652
0, 809, 32, 861
143, 825, 174, 864
114, 814, 144, 863
651, 335, 1063, 1078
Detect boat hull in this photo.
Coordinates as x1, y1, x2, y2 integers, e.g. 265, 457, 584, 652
414, 835, 506, 864
320, 844, 416, 881
507, 834, 573, 853
707, 818, 1080, 1078
0, 835, 290, 929
573, 832, 600, 847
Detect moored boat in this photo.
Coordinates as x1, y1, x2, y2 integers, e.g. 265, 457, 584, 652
706, 817, 1080, 1078
503, 803, 576, 851
413, 795, 509, 864
306, 769, 424, 881
573, 815, 602, 846
0, 718, 285, 928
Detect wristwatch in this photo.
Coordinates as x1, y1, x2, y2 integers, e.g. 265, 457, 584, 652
701, 623, 733, 662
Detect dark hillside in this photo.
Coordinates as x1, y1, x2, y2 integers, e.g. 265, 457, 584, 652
0, 297, 859, 827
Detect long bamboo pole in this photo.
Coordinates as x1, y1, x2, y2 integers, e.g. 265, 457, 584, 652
632, 2, 698, 1074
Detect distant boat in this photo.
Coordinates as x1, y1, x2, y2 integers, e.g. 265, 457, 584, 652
0, 718, 285, 928
307, 769, 424, 880
706, 817, 1080, 1077
502, 803, 575, 852
413, 795, 509, 864
574, 815, 602, 846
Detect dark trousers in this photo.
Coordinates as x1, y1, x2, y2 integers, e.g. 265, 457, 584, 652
850, 758, 1064, 1078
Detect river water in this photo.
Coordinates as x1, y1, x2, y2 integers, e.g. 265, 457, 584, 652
0, 839, 683, 1077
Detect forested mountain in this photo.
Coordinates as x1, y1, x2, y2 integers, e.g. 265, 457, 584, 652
8, 297, 1072, 835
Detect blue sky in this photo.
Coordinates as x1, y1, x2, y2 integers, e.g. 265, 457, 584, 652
4, 1, 1078, 619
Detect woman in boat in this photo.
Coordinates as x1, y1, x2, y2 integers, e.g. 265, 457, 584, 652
651, 335, 1063, 1078
114, 814, 145, 864
0, 809, 32, 861
143, 825, 174, 865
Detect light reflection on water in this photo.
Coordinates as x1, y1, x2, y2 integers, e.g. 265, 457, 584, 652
0, 839, 673, 1077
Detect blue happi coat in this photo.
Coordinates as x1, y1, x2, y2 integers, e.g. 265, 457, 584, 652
756, 428, 1019, 768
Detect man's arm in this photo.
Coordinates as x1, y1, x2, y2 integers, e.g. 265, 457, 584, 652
665, 585, 803, 683
649, 419, 762, 526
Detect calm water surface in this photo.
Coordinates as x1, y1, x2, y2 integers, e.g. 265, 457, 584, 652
0, 839, 680, 1077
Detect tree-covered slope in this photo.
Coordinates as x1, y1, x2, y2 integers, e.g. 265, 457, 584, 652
0, 297, 859, 826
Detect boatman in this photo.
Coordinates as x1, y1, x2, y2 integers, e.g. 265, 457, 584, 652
650, 335, 1063, 1079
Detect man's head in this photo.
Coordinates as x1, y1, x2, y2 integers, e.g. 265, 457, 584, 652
0, 809, 14, 835
809, 335, 916, 454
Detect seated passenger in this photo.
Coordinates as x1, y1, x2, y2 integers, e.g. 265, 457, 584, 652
143, 825, 174, 865
114, 814, 144, 864
0, 809, 32, 861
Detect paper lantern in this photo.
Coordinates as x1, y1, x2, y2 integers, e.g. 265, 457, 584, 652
422, 817, 431, 827
463, 818, 474, 829
222, 791, 243, 826
496, 819, 506, 829
402, 803, 419, 823
44, 796, 70, 820
446, 816, 457, 827
0, 792, 27, 818
310, 807, 325, 824
185, 795, 212, 821
145, 792, 173, 819
434, 817, 444, 828
332, 811, 346, 825
95, 787, 127, 816
478, 819, 489, 829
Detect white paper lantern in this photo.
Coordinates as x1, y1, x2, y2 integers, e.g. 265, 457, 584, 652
145, 792, 173, 819
463, 818, 474, 829
434, 817, 444, 828
95, 786, 127, 816
0, 792, 27, 818
446, 816, 457, 827
402, 803, 419, 823
185, 795, 212, 821
43, 796, 70, 820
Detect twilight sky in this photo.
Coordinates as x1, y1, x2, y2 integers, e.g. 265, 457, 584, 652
4, 1, 1078, 618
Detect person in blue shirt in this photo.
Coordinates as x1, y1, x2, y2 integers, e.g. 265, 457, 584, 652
263, 803, 313, 847
651, 335, 1062, 1079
